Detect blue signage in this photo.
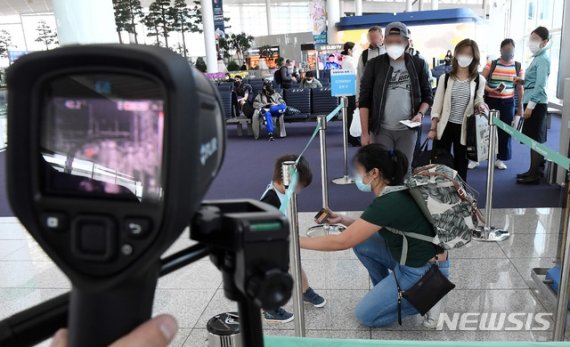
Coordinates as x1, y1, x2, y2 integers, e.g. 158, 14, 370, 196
330, 69, 356, 97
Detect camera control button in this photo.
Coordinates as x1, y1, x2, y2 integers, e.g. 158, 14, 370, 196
72, 216, 116, 261
41, 213, 68, 231
124, 218, 151, 238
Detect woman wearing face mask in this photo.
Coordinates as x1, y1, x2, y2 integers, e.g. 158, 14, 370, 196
481, 39, 524, 171
428, 39, 488, 182
341, 41, 361, 147
515, 26, 551, 185
300, 144, 450, 328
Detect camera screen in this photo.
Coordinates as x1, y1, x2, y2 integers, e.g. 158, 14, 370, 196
40, 73, 165, 202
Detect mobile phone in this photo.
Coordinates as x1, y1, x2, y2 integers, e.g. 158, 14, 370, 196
497, 82, 506, 92
314, 208, 331, 224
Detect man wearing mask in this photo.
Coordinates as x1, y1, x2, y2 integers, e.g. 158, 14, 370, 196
276, 59, 297, 90
356, 26, 386, 104
359, 22, 433, 166
232, 75, 254, 118
300, 71, 323, 89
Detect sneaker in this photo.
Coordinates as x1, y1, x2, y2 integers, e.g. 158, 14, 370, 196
468, 161, 479, 169
263, 308, 294, 324
422, 300, 442, 329
303, 287, 327, 308
495, 160, 507, 170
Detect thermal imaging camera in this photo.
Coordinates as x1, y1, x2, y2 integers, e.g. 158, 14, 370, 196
2, 44, 292, 347
5, 44, 225, 346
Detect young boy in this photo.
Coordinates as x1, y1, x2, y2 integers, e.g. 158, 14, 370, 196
260, 154, 327, 324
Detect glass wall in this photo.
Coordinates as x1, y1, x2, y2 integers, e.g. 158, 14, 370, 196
224, 2, 311, 36
510, 0, 563, 96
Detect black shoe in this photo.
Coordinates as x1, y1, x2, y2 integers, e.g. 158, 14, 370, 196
516, 171, 531, 179
517, 176, 540, 185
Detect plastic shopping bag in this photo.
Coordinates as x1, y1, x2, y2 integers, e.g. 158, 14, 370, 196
350, 108, 362, 137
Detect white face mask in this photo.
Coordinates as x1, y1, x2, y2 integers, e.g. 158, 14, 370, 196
528, 40, 541, 53
386, 44, 405, 60
456, 55, 473, 68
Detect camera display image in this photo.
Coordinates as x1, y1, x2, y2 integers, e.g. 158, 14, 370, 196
41, 97, 164, 202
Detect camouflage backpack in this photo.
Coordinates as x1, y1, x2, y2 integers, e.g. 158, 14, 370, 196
381, 164, 484, 264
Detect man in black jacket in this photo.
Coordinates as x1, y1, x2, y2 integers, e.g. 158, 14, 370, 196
359, 22, 433, 166
277, 59, 297, 90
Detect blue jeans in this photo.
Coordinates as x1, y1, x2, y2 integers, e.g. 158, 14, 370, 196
353, 233, 450, 327
263, 104, 287, 134
485, 97, 515, 161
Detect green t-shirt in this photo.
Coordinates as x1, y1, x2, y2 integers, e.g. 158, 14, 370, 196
360, 190, 437, 267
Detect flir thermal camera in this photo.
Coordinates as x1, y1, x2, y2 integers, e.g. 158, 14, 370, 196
2, 44, 292, 347
5, 45, 225, 346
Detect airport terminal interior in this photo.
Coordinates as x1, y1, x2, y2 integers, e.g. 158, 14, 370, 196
2, 0, 570, 346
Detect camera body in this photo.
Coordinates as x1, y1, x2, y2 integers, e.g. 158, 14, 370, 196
6, 44, 225, 345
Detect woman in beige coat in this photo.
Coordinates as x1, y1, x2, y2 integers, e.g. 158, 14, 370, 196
427, 39, 488, 181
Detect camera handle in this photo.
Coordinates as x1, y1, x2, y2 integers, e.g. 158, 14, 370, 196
68, 262, 160, 347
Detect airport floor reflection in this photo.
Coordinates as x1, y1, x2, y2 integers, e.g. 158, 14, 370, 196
0, 208, 568, 346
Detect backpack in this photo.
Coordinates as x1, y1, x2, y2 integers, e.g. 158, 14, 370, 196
361, 49, 369, 66
382, 164, 484, 265
488, 59, 522, 80
273, 68, 283, 85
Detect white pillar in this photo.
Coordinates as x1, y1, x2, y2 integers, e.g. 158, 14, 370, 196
266, 0, 273, 35
355, 0, 363, 16
327, 0, 340, 43
201, 0, 218, 73
406, 0, 413, 12
431, 0, 439, 10
52, 0, 118, 45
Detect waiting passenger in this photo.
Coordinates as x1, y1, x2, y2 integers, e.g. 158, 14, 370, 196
515, 26, 552, 185
481, 38, 524, 171
428, 39, 488, 182
252, 80, 287, 141
341, 41, 361, 147
300, 71, 323, 89
275, 59, 297, 90
444, 50, 453, 66
356, 26, 386, 103
299, 145, 450, 328
359, 22, 433, 166
232, 75, 254, 118
260, 154, 326, 323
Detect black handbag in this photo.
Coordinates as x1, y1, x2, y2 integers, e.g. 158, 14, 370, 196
412, 139, 455, 169
394, 263, 456, 325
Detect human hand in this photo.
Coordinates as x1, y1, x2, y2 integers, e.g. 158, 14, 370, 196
524, 107, 533, 119
411, 114, 422, 123
325, 211, 343, 225
50, 315, 178, 347
427, 129, 436, 140
361, 133, 371, 146
477, 103, 489, 115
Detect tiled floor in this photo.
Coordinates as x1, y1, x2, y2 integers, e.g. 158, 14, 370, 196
0, 209, 569, 346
